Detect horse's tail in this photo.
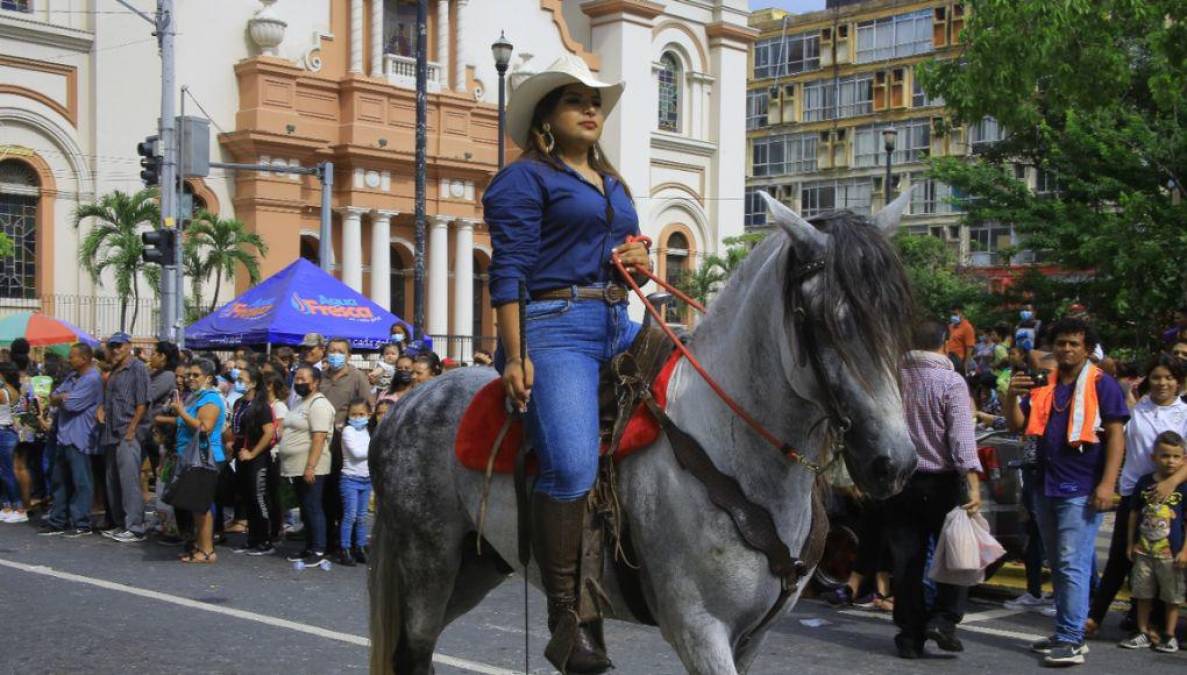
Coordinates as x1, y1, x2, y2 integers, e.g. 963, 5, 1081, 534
368, 510, 400, 675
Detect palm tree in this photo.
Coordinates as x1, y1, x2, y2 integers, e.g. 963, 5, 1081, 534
74, 189, 160, 333
186, 210, 268, 313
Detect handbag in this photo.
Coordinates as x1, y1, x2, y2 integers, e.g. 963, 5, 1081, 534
163, 429, 220, 512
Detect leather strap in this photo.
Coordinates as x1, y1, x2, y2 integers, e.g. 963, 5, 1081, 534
532, 284, 629, 304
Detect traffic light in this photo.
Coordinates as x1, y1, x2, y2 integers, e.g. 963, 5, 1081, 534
141, 228, 177, 265
137, 135, 161, 187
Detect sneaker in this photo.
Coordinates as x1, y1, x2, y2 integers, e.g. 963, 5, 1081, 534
5, 511, 28, 524
1005, 592, 1046, 610
110, 530, 146, 543
231, 543, 254, 554
0, 509, 14, 522
1039, 605, 1058, 618
336, 549, 357, 567
303, 551, 326, 566
1042, 642, 1088, 666
1118, 633, 1152, 650
1032, 637, 1090, 655
245, 543, 275, 557
825, 585, 854, 607
1154, 636, 1178, 654
286, 549, 312, 563
352, 546, 368, 565
37, 525, 66, 536
98, 526, 121, 539
926, 624, 964, 652
64, 527, 93, 538
853, 593, 879, 609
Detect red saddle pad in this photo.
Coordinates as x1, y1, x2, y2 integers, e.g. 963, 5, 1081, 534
455, 352, 682, 474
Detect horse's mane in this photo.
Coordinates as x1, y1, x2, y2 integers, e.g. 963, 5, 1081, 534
782, 210, 914, 386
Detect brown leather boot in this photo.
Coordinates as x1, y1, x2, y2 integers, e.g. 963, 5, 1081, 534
531, 492, 612, 674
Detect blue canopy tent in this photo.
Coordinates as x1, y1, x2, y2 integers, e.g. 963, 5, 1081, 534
185, 258, 414, 350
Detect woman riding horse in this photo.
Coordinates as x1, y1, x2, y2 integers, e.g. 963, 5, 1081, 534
483, 55, 651, 673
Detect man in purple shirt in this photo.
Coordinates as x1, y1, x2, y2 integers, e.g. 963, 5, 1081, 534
38, 343, 104, 537
1006, 317, 1128, 666
888, 319, 982, 659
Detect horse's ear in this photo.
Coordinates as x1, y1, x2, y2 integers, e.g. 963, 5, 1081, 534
759, 191, 828, 251
871, 184, 916, 235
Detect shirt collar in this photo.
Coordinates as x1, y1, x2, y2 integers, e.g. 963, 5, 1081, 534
905, 350, 953, 370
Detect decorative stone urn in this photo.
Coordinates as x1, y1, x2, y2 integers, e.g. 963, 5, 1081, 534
248, 0, 287, 57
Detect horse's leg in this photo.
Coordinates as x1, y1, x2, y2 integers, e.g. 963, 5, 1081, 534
388, 528, 468, 675
664, 619, 741, 675
444, 534, 512, 623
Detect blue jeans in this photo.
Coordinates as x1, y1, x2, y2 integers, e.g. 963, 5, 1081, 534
1034, 492, 1102, 644
293, 475, 327, 553
497, 295, 640, 500
48, 444, 93, 529
0, 428, 20, 509
339, 474, 372, 550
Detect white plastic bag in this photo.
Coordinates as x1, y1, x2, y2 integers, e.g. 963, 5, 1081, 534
929, 539, 984, 586
971, 512, 1006, 568
942, 507, 981, 571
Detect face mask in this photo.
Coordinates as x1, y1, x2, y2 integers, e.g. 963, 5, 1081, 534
1019, 310, 1033, 321
326, 353, 346, 370
348, 416, 370, 430
293, 382, 311, 398
229, 367, 241, 381
233, 381, 248, 394
394, 370, 413, 387
949, 315, 961, 325
391, 333, 405, 344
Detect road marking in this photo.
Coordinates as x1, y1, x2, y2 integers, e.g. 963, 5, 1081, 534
0, 557, 520, 675
962, 607, 1025, 623
837, 608, 1045, 643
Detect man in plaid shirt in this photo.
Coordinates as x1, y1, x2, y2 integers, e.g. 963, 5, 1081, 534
886, 319, 983, 659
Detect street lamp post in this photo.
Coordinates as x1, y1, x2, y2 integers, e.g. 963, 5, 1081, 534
882, 126, 898, 205
492, 31, 514, 169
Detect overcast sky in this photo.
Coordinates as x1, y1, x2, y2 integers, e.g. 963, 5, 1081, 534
752, 0, 828, 14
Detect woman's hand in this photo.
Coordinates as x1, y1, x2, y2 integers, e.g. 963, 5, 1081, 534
614, 241, 651, 269
502, 357, 534, 413
238, 449, 252, 463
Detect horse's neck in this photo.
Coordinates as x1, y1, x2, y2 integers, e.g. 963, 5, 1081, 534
666, 238, 819, 484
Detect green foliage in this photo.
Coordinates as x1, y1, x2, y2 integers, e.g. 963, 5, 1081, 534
893, 233, 990, 324
917, 0, 1187, 351
73, 189, 160, 333
185, 210, 269, 314
676, 233, 768, 307
0, 232, 12, 258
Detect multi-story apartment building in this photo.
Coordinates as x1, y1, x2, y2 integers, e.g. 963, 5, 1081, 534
745, 0, 1042, 271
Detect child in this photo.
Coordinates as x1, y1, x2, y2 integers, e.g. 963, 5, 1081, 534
1120, 430, 1187, 653
338, 398, 372, 567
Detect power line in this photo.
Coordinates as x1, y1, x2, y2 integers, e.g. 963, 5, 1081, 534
35, 36, 158, 64
182, 88, 229, 136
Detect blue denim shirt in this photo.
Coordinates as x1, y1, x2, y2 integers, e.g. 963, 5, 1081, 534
53, 367, 103, 454
484, 159, 640, 307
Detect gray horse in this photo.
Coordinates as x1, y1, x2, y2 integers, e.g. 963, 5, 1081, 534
368, 193, 919, 675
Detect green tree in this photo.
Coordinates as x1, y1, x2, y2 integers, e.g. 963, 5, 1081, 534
676, 233, 767, 307
143, 233, 206, 317
186, 210, 268, 313
893, 233, 990, 323
917, 0, 1187, 350
73, 189, 160, 333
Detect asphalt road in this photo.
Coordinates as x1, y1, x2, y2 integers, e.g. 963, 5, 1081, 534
0, 519, 1181, 675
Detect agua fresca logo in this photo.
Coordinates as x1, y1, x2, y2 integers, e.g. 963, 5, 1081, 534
290, 293, 379, 321
219, 297, 275, 320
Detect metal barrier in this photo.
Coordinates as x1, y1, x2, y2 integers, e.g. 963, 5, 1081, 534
426, 334, 499, 364
0, 294, 162, 341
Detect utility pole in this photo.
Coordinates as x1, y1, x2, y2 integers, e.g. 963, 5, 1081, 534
157, 0, 178, 342
413, 0, 427, 341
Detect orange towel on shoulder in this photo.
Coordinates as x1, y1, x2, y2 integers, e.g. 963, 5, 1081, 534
1024, 362, 1102, 448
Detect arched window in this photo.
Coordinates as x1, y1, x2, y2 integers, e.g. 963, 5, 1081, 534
0, 160, 40, 299
658, 52, 681, 133
390, 246, 408, 319
663, 231, 690, 324
299, 235, 321, 267
472, 252, 486, 342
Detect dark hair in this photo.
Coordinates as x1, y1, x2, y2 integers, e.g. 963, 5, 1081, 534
12, 353, 30, 373
414, 352, 443, 375
1046, 317, 1099, 349
275, 346, 295, 363
949, 303, 964, 312
0, 362, 20, 390
72, 343, 94, 361
992, 322, 1012, 340
155, 341, 180, 371
328, 337, 351, 354
191, 357, 217, 378
264, 371, 289, 401
348, 397, 371, 412
295, 364, 322, 383
1145, 353, 1185, 383
9, 337, 30, 356
1154, 430, 1184, 449
516, 86, 632, 198
911, 319, 948, 352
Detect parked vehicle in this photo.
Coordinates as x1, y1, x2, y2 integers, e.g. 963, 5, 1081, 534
813, 429, 1029, 590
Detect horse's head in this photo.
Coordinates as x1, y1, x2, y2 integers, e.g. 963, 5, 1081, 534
760, 191, 918, 499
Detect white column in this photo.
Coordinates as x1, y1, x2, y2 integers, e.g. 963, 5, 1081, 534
451, 219, 475, 362
370, 0, 384, 77
453, 0, 467, 92
350, 0, 364, 74
337, 207, 366, 291
428, 215, 451, 338
370, 210, 398, 309
436, 0, 451, 89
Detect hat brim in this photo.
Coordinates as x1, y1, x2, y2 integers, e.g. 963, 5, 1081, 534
507, 71, 624, 151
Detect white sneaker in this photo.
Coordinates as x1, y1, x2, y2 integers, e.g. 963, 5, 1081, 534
1004, 592, 1046, 610
0, 510, 14, 523
6, 511, 28, 524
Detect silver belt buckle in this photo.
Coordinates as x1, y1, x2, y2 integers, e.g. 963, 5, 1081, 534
603, 285, 625, 304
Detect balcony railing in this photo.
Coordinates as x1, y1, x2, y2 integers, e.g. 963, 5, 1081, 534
384, 54, 444, 92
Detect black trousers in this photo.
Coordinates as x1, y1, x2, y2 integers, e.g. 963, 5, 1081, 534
885, 471, 968, 640
321, 431, 344, 553
240, 453, 277, 547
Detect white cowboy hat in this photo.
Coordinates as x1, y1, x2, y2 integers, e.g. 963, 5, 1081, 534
506, 54, 625, 151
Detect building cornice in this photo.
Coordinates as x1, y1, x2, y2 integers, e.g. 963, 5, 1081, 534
650, 131, 716, 157
541, 0, 602, 72
705, 21, 760, 45
581, 0, 666, 21
0, 13, 93, 52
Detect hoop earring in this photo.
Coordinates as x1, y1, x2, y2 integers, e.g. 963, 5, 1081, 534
540, 122, 556, 154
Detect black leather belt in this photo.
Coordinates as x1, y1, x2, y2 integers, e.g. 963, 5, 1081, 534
531, 284, 628, 304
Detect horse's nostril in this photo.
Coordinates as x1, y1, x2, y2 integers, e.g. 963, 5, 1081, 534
872, 455, 894, 480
